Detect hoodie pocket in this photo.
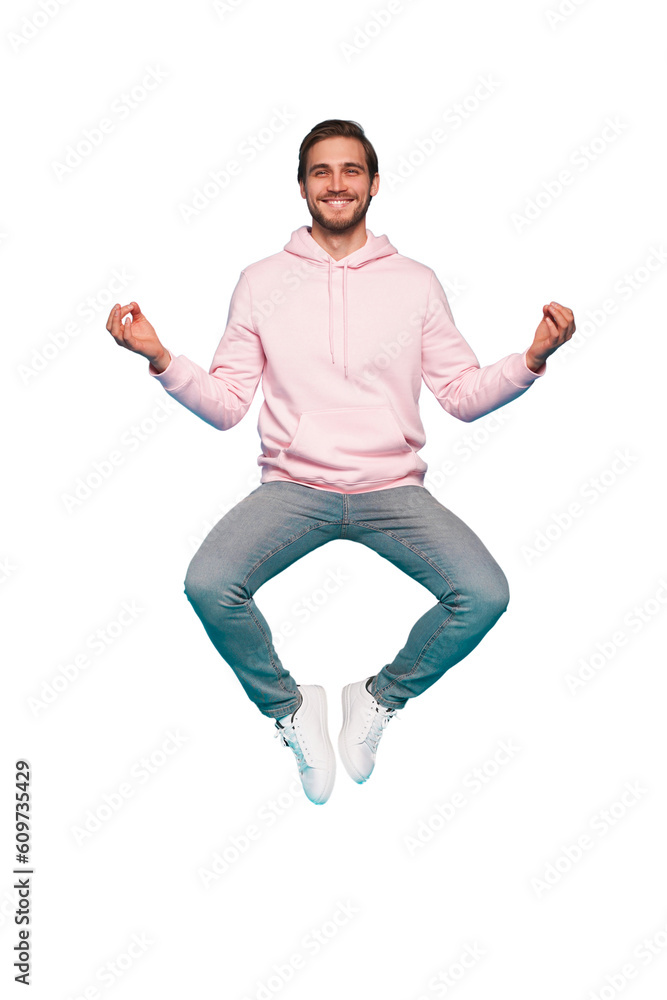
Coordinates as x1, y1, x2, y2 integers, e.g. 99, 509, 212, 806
278, 407, 419, 487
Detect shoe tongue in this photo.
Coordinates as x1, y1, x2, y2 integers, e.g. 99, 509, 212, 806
277, 713, 293, 727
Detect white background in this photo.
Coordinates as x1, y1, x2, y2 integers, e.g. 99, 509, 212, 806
2, 0, 666, 997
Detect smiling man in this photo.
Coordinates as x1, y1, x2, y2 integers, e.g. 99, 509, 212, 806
106, 118, 575, 805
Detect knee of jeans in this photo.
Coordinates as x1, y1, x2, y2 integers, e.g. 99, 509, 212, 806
184, 557, 247, 611
183, 555, 215, 609
457, 568, 509, 623
483, 569, 510, 620
183, 561, 202, 606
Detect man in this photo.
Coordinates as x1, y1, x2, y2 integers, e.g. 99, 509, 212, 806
106, 119, 575, 806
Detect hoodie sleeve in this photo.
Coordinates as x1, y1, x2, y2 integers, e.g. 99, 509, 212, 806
147, 271, 265, 431
421, 270, 546, 423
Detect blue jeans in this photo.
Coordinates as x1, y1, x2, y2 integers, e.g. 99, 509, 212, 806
183, 482, 509, 719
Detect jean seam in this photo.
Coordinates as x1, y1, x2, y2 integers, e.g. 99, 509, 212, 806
375, 609, 457, 704
378, 602, 455, 708
351, 521, 460, 703
237, 520, 341, 592
349, 520, 460, 596
244, 603, 298, 705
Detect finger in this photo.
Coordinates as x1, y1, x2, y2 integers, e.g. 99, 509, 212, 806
544, 315, 560, 340
109, 304, 124, 341
127, 301, 143, 319
107, 303, 133, 338
547, 314, 571, 346
545, 308, 563, 332
113, 308, 128, 340
549, 301, 574, 322
544, 303, 563, 321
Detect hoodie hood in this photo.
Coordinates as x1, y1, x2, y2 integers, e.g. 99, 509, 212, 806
284, 225, 398, 377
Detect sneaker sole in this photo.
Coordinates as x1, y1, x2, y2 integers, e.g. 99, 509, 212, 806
303, 685, 336, 804
338, 683, 369, 784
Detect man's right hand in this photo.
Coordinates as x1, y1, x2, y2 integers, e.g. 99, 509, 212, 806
105, 301, 171, 373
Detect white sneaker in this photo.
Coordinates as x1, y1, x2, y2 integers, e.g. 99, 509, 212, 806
339, 676, 400, 783
273, 685, 335, 804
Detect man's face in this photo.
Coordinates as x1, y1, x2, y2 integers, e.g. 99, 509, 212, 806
299, 136, 379, 234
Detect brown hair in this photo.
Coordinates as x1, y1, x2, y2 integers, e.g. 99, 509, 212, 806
297, 119, 379, 186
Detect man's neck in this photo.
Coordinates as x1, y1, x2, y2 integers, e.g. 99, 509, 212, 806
309, 220, 368, 261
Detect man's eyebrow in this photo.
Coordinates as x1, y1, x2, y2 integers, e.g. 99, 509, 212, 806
308, 161, 367, 173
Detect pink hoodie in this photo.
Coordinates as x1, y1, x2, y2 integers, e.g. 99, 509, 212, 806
149, 225, 546, 493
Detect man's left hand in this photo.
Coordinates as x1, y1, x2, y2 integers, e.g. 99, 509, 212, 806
526, 301, 576, 372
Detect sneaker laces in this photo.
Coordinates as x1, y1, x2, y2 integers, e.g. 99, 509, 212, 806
274, 720, 309, 774
365, 705, 399, 754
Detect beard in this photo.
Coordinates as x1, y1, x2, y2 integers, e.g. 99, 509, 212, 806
306, 187, 373, 233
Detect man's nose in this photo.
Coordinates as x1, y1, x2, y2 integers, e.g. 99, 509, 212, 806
327, 173, 349, 192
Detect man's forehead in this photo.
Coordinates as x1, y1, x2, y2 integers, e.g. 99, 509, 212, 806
308, 136, 365, 159
307, 139, 366, 171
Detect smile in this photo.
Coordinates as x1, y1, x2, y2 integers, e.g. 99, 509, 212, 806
323, 199, 353, 207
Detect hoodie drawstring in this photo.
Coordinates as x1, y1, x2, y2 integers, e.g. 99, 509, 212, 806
327, 258, 335, 367
285, 226, 396, 382
327, 257, 350, 379
343, 261, 349, 378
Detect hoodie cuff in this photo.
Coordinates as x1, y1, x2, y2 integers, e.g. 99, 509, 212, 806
506, 350, 547, 387
147, 351, 193, 390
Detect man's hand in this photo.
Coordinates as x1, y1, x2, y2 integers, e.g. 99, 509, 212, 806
105, 301, 171, 373
525, 301, 576, 373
